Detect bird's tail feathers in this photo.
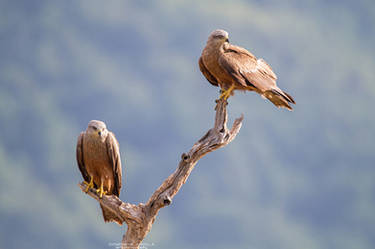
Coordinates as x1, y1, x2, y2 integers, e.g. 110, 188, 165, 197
100, 203, 123, 225
264, 88, 295, 111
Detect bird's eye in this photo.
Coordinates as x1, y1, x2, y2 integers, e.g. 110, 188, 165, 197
214, 34, 228, 40
92, 126, 97, 130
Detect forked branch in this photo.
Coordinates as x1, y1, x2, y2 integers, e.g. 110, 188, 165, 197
79, 98, 244, 249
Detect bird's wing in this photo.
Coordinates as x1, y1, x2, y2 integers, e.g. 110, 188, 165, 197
199, 56, 219, 86
106, 132, 122, 197
76, 132, 90, 182
219, 44, 277, 92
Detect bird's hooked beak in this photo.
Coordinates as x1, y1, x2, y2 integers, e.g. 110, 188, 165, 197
225, 38, 229, 43
97, 128, 105, 137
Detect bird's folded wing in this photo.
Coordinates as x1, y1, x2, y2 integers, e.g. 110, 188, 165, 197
219, 44, 278, 92
199, 57, 219, 86
106, 132, 122, 196
76, 132, 90, 182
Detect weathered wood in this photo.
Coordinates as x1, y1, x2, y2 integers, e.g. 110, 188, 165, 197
78, 98, 243, 249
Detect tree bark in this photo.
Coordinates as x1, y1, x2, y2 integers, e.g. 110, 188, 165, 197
79, 98, 243, 249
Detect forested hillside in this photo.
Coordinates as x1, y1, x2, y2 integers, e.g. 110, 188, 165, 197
0, 1, 374, 249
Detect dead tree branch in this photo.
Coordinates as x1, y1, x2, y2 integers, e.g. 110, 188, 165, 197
78, 98, 244, 249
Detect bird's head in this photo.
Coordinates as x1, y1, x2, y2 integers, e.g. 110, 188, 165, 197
207, 29, 229, 46
87, 120, 108, 139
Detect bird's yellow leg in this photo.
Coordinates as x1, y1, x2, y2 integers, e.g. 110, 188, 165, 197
219, 84, 235, 100
83, 178, 94, 193
96, 181, 107, 199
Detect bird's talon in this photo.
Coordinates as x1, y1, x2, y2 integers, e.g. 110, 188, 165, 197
219, 85, 235, 100
83, 178, 94, 193
96, 183, 107, 198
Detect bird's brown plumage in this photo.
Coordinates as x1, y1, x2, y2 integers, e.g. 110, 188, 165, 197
76, 120, 123, 225
199, 29, 295, 110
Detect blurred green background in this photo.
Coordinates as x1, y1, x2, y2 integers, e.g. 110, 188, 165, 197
1, 0, 374, 248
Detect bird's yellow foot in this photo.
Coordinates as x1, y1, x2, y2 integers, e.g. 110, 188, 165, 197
96, 183, 107, 199
219, 85, 235, 100
83, 178, 94, 193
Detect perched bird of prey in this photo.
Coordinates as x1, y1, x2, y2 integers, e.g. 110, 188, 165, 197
199, 29, 295, 110
76, 120, 123, 224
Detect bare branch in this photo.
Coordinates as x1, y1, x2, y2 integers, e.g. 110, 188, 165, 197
79, 98, 243, 249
